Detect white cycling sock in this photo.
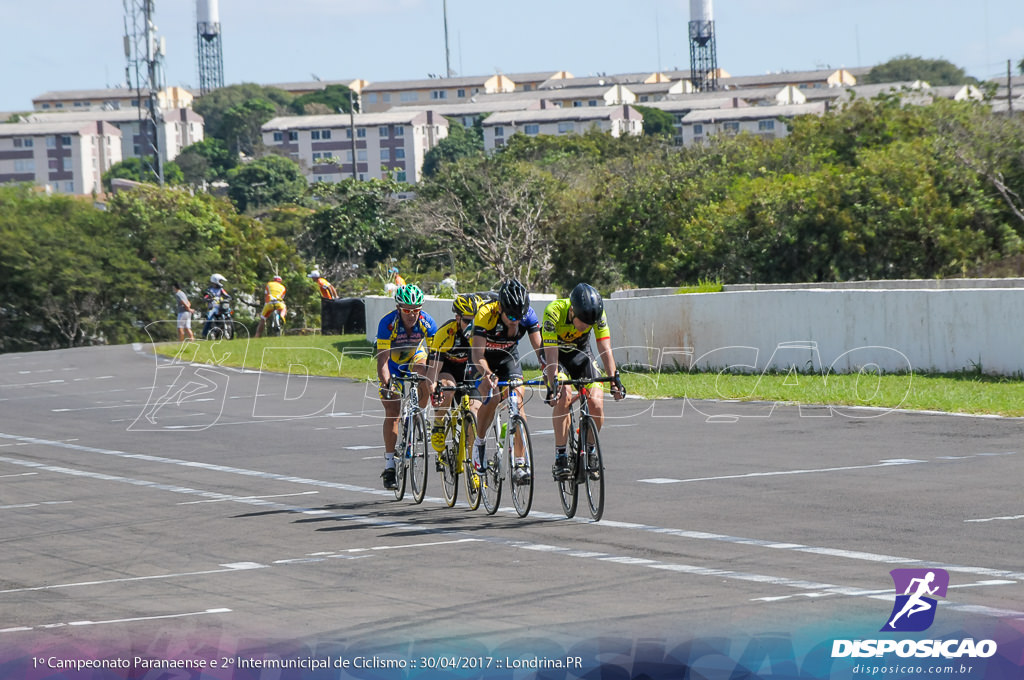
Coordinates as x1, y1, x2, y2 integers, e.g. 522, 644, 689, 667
384, 452, 396, 469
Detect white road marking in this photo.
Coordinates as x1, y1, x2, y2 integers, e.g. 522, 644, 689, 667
0, 563, 266, 594
0, 501, 72, 510
0, 472, 38, 479
177, 491, 319, 505
1, 608, 231, 633
966, 514, 1024, 523
640, 458, 926, 484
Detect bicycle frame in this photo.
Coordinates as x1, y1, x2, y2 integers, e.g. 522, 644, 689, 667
389, 373, 429, 503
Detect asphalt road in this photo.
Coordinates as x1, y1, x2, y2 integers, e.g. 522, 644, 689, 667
1, 344, 1022, 676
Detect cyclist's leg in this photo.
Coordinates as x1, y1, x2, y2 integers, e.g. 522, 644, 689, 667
379, 359, 405, 488
409, 347, 430, 409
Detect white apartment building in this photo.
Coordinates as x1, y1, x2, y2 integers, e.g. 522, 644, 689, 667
31, 86, 195, 112
23, 108, 204, 164
0, 120, 122, 194
678, 102, 827, 146
261, 110, 449, 183
480, 106, 643, 151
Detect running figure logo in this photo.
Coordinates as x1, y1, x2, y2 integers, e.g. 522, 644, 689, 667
881, 568, 949, 632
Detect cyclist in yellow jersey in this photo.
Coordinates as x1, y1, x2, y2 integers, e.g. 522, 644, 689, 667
426, 293, 481, 458
471, 279, 543, 485
542, 282, 624, 480
255, 276, 287, 337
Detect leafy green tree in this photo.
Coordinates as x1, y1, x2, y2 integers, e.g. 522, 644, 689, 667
102, 157, 183, 190
192, 83, 293, 144
175, 138, 236, 185
633, 105, 677, 140
292, 84, 358, 115
221, 98, 277, 157
421, 119, 485, 177
226, 155, 307, 212
862, 55, 974, 85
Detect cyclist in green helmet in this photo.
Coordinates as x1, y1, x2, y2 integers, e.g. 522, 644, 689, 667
375, 283, 438, 490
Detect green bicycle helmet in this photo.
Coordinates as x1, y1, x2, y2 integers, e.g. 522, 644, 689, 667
395, 283, 424, 307
452, 293, 480, 317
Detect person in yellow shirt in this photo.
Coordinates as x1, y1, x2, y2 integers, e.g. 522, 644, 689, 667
308, 270, 338, 299
255, 276, 287, 337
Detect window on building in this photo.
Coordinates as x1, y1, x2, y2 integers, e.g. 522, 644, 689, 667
396, 171, 407, 182
758, 120, 775, 131
321, 130, 331, 139
55, 103, 64, 108
311, 130, 321, 140
345, 150, 353, 162
62, 157, 72, 171
357, 128, 366, 138
379, 126, 389, 137
457, 89, 466, 98
273, 131, 283, 142
724, 121, 740, 132
572, 101, 583, 107
557, 122, 573, 133
14, 159, 35, 172
524, 124, 540, 135
693, 124, 703, 134
588, 100, 598, 107
494, 126, 504, 136
65, 181, 75, 192
380, 149, 390, 161
431, 90, 448, 100
393, 126, 404, 136
41, 103, 51, 109
382, 93, 391, 103
394, 148, 405, 159
366, 93, 378, 104
288, 131, 298, 141
357, 150, 367, 161
46, 136, 56, 148
400, 91, 418, 102
312, 152, 323, 161
495, 139, 505, 148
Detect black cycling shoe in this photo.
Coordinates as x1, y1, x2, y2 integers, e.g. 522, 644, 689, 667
552, 454, 570, 481
381, 467, 398, 490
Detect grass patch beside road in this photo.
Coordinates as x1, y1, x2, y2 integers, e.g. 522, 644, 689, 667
153, 334, 1024, 417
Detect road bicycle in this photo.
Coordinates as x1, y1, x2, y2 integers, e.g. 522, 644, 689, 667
388, 373, 429, 503
476, 377, 544, 517
432, 381, 480, 510
553, 375, 625, 521
267, 304, 283, 337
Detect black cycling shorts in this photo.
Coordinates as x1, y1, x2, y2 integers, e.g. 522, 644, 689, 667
557, 346, 601, 383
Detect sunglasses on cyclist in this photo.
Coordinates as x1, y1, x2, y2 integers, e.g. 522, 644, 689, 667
398, 305, 421, 313
502, 310, 520, 322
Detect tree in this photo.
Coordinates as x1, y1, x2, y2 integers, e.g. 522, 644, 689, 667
226, 155, 307, 212
862, 55, 974, 85
421, 119, 485, 177
633, 105, 677, 140
175, 138, 236, 185
292, 84, 358, 115
192, 83, 293, 144
102, 157, 183, 190
409, 154, 558, 287
221, 98, 277, 157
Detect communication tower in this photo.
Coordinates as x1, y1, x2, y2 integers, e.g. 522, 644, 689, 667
196, 0, 225, 94
123, 0, 165, 184
688, 0, 718, 92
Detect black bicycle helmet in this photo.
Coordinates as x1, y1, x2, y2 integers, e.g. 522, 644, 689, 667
569, 282, 604, 326
497, 278, 530, 319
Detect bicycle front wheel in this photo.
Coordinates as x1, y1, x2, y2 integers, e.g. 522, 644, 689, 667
581, 416, 605, 520
481, 413, 503, 516
409, 411, 428, 504
557, 407, 579, 519
462, 412, 481, 511
393, 419, 408, 501
440, 414, 459, 507
508, 417, 534, 518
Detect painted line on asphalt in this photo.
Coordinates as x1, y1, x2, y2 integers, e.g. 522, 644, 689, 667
3, 430, 1023, 586
0, 608, 232, 633
640, 458, 926, 484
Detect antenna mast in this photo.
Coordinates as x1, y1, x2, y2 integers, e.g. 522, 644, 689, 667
123, 0, 165, 184
443, 0, 453, 78
688, 0, 719, 92
196, 0, 225, 94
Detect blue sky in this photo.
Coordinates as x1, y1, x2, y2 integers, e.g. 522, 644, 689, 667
2, 0, 1022, 112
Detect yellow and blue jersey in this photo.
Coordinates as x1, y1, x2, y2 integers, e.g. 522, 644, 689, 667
376, 309, 438, 365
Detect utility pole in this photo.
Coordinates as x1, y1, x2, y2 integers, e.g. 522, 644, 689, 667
1009, 60, 1014, 117
348, 92, 358, 180
443, 0, 453, 78
124, 0, 165, 185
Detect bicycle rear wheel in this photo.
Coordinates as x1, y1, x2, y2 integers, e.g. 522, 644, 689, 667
508, 417, 534, 518
580, 415, 605, 520
481, 412, 503, 515
462, 412, 481, 511
409, 410, 428, 504
440, 414, 459, 507
557, 407, 579, 519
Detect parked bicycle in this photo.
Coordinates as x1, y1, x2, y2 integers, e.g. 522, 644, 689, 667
432, 381, 480, 510
476, 377, 544, 517
553, 374, 625, 521
387, 373, 430, 503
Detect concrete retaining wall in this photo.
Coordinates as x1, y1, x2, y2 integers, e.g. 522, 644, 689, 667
367, 288, 1024, 375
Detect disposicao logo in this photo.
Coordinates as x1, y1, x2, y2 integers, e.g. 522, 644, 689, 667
881, 568, 949, 632
831, 567, 998, 660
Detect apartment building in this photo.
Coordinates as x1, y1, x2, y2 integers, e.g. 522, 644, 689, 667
261, 110, 448, 183
0, 120, 122, 194
23, 108, 204, 163
678, 102, 827, 146
31, 86, 194, 112
359, 71, 572, 113
480, 105, 643, 151
394, 99, 558, 129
